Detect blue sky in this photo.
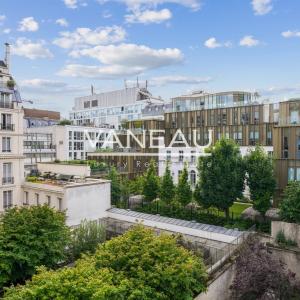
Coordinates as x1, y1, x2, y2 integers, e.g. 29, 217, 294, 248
0, 0, 299, 117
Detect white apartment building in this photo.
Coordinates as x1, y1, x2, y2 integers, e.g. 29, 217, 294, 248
69, 86, 161, 129
0, 44, 24, 212
25, 125, 110, 166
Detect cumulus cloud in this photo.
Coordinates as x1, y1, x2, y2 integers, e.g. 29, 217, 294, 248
125, 8, 172, 24
18, 17, 39, 32
149, 75, 212, 86
56, 18, 69, 27
282, 30, 300, 38
204, 37, 232, 49
63, 0, 77, 9
53, 26, 126, 49
2, 28, 10, 34
0, 15, 6, 25
11, 38, 53, 60
59, 43, 183, 78
20, 78, 86, 93
239, 35, 260, 47
252, 0, 273, 15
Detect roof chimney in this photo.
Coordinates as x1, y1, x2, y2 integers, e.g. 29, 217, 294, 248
4, 43, 10, 72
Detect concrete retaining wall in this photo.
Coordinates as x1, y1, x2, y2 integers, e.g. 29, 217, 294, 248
272, 221, 300, 246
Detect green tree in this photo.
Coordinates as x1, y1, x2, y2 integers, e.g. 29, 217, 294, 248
129, 176, 145, 195
160, 163, 175, 204
196, 138, 245, 218
68, 220, 106, 261
142, 160, 160, 201
0, 205, 70, 289
4, 226, 207, 300
106, 167, 121, 204
176, 164, 192, 206
279, 181, 300, 223
58, 119, 72, 126
244, 146, 276, 215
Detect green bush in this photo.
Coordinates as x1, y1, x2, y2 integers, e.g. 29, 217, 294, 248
0, 205, 70, 290
4, 226, 207, 300
276, 230, 297, 247
26, 176, 38, 182
68, 220, 106, 261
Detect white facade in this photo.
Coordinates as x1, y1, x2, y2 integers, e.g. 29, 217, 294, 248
70, 87, 159, 129
25, 125, 110, 164
0, 45, 24, 212
159, 146, 273, 185
23, 178, 111, 226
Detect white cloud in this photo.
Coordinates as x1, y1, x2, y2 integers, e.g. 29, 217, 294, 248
18, 17, 39, 32
99, 0, 201, 11
20, 78, 86, 93
149, 75, 212, 86
59, 43, 183, 78
125, 8, 172, 24
11, 38, 53, 60
259, 84, 300, 97
252, 0, 273, 15
56, 18, 69, 27
63, 0, 77, 9
239, 35, 260, 47
53, 26, 126, 49
2, 28, 10, 34
0, 15, 6, 25
204, 37, 232, 49
282, 30, 300, 38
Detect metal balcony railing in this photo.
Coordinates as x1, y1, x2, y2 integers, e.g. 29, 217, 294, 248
0, 123, 15, 131
2, 177, 14, 185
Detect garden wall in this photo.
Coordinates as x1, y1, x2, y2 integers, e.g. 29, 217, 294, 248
271, 221, 300, 246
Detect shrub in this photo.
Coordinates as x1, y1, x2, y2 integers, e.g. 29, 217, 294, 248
276, 230, 297, 248
4, 226, 207, 299
0, 205, 70, 289
68, 220, 106, 261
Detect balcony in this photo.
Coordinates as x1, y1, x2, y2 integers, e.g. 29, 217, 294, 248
0, 101, 14, 109
2, 177, 14, 185
0, 123, 15, 131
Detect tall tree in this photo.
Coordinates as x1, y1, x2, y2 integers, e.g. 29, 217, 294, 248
279, 181, 300, 223
106, 167, 121, 204
0, 205, 70, 289
177, 164, 192, 206
196, 138, 245, 218
142, 160, 160, 201
160, 163, 175, 204
244, 146, 276, 216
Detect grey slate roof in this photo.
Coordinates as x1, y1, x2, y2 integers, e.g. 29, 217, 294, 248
108, 208, 243, 237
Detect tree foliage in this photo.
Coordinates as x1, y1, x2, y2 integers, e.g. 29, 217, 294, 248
176, 164, 192, 206
279, 181, 300, 224
231, 236, 300, 300
160, 163, 175, 204
106, 167, 121, 203
196, 138, 245, 218
142, 160, 160, 202
67, 220, 106, 261
4, 226, 207, 300
0, 205, 70, 289
244, 146, 276, 215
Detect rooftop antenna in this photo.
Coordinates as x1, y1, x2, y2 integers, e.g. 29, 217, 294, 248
136, 76, 139, 88
146, 80, 148, 90
91, 84, 94, 95
124, 79, 128, 89
4, 43, 10, 72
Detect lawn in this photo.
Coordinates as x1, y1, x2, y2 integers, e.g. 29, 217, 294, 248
230, 202, 252, 216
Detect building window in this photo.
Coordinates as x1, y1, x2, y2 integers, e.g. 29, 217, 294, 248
297, 168, 300, 181
179, 150, 184, 162
35, 193, 39, 205
190, 170, 196, 186
1, 113, 13, 130
2, 162, 13, 184
166, 150, 171, 161
288, 168, 295, 181
283, 136, 289, 159
2, 137, 11, 152
191, 151, 196, 163
47, 195, 51, 206
24, 191, 29, 205
3, 191, 12, 210
58, 197, 62, 211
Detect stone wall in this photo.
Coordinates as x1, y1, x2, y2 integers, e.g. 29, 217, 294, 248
272, 221, 300, 246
